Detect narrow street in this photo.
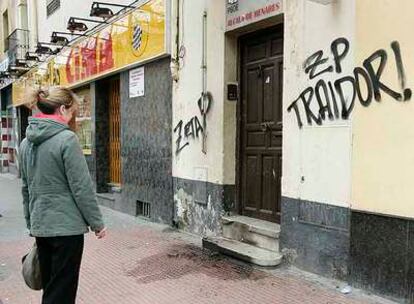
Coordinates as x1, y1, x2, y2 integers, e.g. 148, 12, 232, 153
0, 175, 395, 304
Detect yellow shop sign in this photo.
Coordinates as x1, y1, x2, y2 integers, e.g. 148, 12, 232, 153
13, 0, 166, 106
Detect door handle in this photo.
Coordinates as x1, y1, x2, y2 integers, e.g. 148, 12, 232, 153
257, 65, 263, 78
260, 122, 275, 132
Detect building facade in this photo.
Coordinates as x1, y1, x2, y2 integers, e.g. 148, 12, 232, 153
173, 0, 414, 302
10, 0, 174, 223
0, 0, 36, 174
2, 0, 414, 302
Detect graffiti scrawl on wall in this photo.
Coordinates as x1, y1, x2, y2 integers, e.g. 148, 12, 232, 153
174, 92, 213, 155
287, 38, 412, 128
174, 116, 204, 154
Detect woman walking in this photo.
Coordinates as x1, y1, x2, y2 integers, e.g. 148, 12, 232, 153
20, 87, 106, 304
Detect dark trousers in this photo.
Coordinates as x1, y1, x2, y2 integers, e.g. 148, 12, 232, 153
36, 235, 84, 304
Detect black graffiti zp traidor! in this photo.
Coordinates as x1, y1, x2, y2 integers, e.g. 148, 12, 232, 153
287, 38, 412, 128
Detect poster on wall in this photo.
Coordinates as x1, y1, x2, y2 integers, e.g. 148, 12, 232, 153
226, 0, 283, 31
129, 67, 145, 98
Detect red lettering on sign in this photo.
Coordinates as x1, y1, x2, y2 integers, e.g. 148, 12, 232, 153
79, 41, 88, 80
82, 38, 97, 78
65, 31, 113, 84
65, 50, 73, 83
97, 31, 114, 73
65, 47, 79, 83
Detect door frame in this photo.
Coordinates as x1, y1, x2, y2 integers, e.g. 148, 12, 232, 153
235, 24, 284, 221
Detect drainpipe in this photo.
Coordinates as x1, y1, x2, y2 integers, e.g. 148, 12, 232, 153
170, 0, 180, 82
28, 0, 38, 52
199, 11, 212, 154
171, 0, 179, 227
201, 11, 207, 96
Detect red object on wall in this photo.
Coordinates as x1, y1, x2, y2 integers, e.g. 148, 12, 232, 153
65, 31, 114, 84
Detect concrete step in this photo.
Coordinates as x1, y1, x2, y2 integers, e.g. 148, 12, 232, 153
203, 237, 283, 267
222, 215, 280, 251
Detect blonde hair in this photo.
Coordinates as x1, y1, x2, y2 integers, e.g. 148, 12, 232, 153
27, 86, 79, 114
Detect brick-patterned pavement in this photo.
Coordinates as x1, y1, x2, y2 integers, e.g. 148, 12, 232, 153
0, 175, 395, 304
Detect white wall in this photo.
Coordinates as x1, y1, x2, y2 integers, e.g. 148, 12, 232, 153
0, 0, 37, 55
172, 0, 226, 184
352, 0, 414, 218
282, 0, 355, 207
173, 0, 356, 211
0, 0, 17, 53
27, 0, 38, 52
36, 0, 133, 45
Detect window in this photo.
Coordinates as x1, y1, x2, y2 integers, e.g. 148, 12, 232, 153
46, 0, 60, 17
18, 3, 29, 30
2, 10, 9, 51
73, 86, 92, 155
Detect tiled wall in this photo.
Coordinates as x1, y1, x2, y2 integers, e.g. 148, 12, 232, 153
280, 197, 350, 281
350, 212, 414, 302
119, 57, 173, 223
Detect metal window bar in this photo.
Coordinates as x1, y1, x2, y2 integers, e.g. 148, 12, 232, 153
47, 0, 61, 17
109, 79, 121, 185
136, 200, 151, 218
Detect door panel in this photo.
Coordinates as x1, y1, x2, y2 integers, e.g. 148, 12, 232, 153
263, 64, 275, 123
271, 38, 283, 56
247, 67, 260, 123
246, 42, 267, 62
262, 155, 276, 213
247, 132, 266, 147
246, 155, 261, 210
240, 25, 283, 223
272, 59, 283, 130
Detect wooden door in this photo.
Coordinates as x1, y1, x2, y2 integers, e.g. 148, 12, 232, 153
240, 26, 283, 223
109, 79, 121, 185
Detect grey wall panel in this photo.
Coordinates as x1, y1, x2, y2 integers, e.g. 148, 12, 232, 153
280, 197, 350, 281
350, 211, 413, 302
173, 176, 236, 236
119, 57, 173, 224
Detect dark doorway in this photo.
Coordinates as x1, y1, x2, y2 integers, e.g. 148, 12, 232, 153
19, 106, 31, 142
239, 25, 283, 223
94, 76, 120, 193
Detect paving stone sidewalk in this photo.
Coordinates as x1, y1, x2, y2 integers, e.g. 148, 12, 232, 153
0, 175, 396, 304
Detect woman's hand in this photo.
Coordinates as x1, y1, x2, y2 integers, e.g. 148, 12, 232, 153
95, 227, 107, 239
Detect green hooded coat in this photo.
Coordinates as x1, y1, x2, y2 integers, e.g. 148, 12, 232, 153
19, 118, 104, 237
